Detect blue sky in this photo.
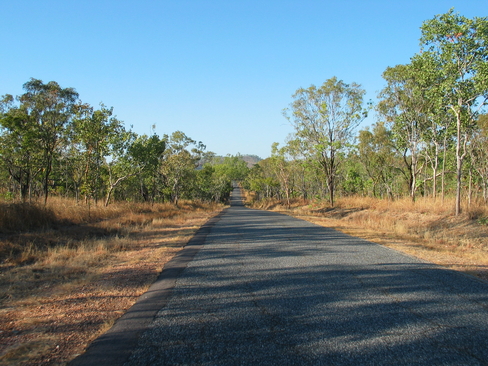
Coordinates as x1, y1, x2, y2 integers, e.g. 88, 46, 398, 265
2, 1, 487, 158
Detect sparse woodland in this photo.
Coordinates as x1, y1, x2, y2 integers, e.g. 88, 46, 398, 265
244, 10, 488, 217
0, 81, 251, 207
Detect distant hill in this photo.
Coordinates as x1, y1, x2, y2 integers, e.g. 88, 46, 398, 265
240, 154, 262, 167
199, 154, 262, 169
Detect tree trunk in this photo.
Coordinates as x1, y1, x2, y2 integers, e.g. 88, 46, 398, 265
454, 105, 471, 216
431, 141, 439, 201
105, 186, 114, 207
455, 155, 462, 215
328, 176, 335, 207
43, 167, 50, 205
484, 180, 488, 203
455, 112, 462, 216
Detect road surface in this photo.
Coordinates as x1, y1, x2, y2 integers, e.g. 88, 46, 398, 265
73, 188, 488, 365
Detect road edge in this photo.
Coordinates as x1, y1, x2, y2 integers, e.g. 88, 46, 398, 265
68, 208, 228, 366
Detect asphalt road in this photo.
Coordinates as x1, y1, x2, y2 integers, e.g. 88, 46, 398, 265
74, 188, 488, 365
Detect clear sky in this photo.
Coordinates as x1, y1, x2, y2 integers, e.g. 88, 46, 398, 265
2, 1, 487, 158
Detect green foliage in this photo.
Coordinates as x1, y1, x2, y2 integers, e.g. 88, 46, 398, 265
339, 151, 366, 196
418, 9, 488, 214
20, 79, 79, 203
283, 76, 368, 206
194, 165, 232, 203
477, 216, 488, 226
69, 103, 123, 202
0, 81, 227, 205
0, 103, 40, 200
211, 155, 250, 182
243, 161, 280, 201
160, 131, 206, 205
193, 154, 251, 203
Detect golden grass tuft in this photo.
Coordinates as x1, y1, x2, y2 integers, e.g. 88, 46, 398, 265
0, 198, 223, 291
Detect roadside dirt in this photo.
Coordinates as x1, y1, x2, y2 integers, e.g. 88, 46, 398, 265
0, 210, 221, 366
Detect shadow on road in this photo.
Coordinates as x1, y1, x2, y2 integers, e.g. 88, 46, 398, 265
76, 187, 488, 365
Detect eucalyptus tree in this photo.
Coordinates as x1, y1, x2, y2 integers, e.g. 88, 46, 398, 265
284, 77, 368, 206
340, 150, 367, 197
358, 122, 398, 199
161, 131, 206, 205
243, 159, 280, 201
129, 134, 166, 203
270, 142, 293, 207
211, 154, 250, 182
469, 114, 488, 202
0, 94, 41, 200
194, 164, 215, 201
242, 164, 265, 200
283, 138, 311, 200
408, 53, 457, 200
70, 103, 122, 203
378, 62, 434, 201
197, 155, 249, 202
18, 78, 79, 204
194, 163, 234, 203
419, 10, 488, 214
104, 129, 138, 206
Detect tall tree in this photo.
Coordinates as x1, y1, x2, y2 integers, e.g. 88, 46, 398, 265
211, 155, 250, 182
243, 159, 280, 201
378, 62, 435, 201
129, 133, 166, 203
161, 131, 205, 205
104, 130, 138, 206
270, 142, 293, 208
284, 77, 367, 206
19, 78, 79, 204
70, 103, 122, 203
469, 114, 488, 202
405, 53, 456, 201
282, 138, 310, 200
0, 94, 40, 200
420, 9, 488, 214
358, 122, 398, 199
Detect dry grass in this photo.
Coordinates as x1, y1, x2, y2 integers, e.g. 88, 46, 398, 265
3, 193, 487, 364
247, 194, 488, 281
0, 198, 219, 264
0, 198, 224, 366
